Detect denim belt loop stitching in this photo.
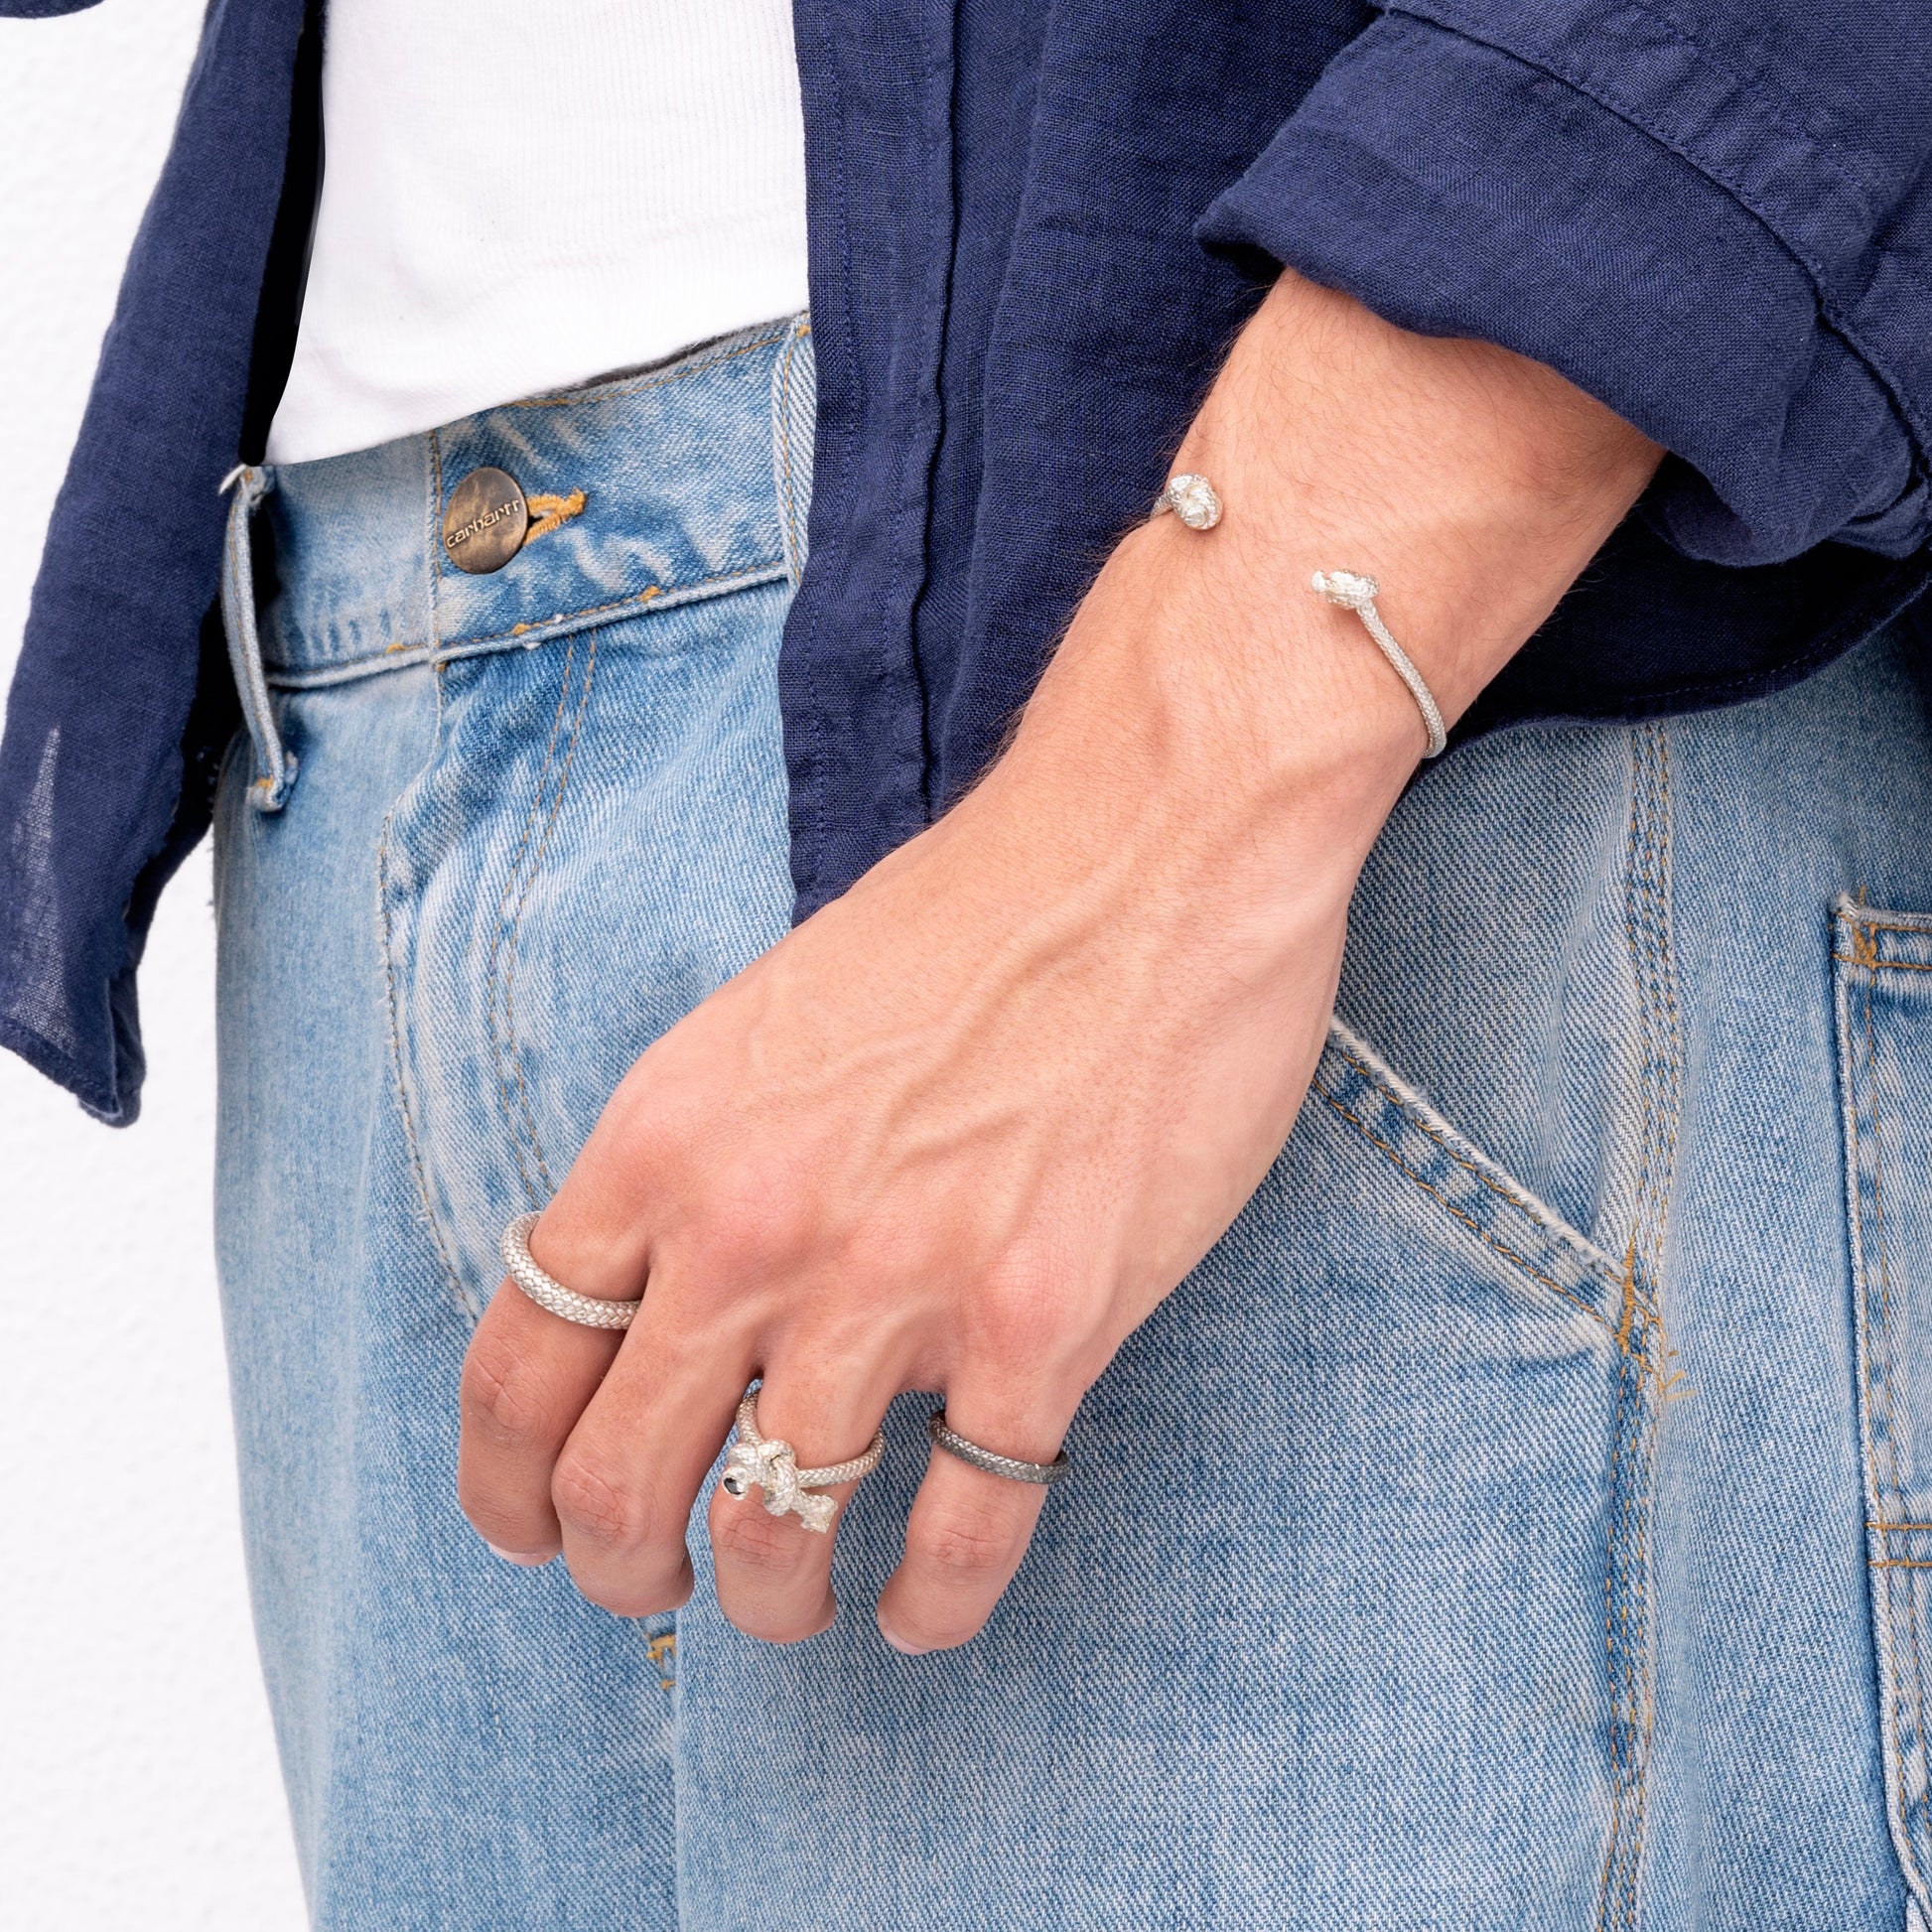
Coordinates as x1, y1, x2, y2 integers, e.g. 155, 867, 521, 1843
773, 313, 815, 589
219, 462, 297, 812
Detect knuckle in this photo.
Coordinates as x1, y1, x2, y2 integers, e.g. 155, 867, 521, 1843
459, 1324, 558, 1451
974, 1252, 1077, 1359
569, 1557, 693, 1621
909, 1499, 1024, 1585
597, 1076, 681, 1173
686, 1168, 817, 1283
551, 1449, 650, 1552
712, 1498, 818, 1580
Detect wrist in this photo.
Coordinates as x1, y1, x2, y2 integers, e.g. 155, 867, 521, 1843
1168, 271, 1661, 729
927, 273, 1663, 963
979, 522, 1423, 928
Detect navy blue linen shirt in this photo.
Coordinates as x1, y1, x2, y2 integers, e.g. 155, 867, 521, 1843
6, 0, 1932, 1121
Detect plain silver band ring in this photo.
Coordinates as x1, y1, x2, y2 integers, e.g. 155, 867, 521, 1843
927, 1410, 1070, 1485
500, 1210, 641, 1330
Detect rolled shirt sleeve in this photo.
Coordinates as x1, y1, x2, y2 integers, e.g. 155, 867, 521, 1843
1198, 2, 1932, 568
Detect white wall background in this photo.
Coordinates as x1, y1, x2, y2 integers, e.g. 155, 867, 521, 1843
0, 6, 307, 1926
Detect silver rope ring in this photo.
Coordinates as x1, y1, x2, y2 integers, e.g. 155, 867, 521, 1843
927, 1410, 1070, 1486
499, 1210, 642, 1330
718, 1387, 887, 1534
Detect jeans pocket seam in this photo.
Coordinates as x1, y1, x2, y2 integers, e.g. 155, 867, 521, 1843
1837, 896, 1932, 1917
1316, 1019, 1628, 1338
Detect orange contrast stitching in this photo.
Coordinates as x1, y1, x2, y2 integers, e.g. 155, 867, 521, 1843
523, 489, 588, 543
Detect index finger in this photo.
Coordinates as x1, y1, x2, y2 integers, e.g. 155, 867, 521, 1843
456, 1213, 636, 1564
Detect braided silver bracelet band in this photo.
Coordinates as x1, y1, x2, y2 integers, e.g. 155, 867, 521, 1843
1150, 471, 1448, 760
928, 1410, 1070, 1486
1310, 568, 1449, 759
499, 1210, 642, 1329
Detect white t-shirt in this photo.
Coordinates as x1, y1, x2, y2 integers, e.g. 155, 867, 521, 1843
265, 0, 810, 465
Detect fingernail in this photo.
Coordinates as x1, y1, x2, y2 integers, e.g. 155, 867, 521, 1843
879, 1626, 928, 1657
485, 1542, 551, 1568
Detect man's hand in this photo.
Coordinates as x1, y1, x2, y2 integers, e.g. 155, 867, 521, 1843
456, 271, 1661, 1651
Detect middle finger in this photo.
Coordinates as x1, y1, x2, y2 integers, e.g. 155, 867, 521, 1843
705, 1364, 898, 1643
550, 1285, 756, 1617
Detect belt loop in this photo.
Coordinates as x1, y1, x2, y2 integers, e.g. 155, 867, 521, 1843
218, 463, 297, 812
772, 312, 815, 590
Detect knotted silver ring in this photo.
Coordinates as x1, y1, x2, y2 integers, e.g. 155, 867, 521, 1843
500, 1210, 642, 1329
718, 1387, 887, 1534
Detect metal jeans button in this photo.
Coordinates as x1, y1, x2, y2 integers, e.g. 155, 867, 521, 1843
441, 466, 529, 573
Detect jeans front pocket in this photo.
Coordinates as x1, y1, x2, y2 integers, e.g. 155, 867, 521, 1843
374, 581, 797, 1312
1215, 1021, 1661, 1928
1837, 898, 1932, 1920
664, 1014, 1664, 1932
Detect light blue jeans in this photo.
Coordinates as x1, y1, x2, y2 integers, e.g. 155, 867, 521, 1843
215, 318, 1932, 1929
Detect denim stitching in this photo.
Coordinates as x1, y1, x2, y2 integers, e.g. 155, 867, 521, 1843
1622, 725, 1678, 1932
1863, 936, 1906, 1829
1599, 723, 1677, 1932
1866, 930, 1932, 1882
1599, 731, 1647, 1932
1621, 730, 1681, 1932
485, 640, 579, 1206
645, 1631, 677, 1691
1326, 1035, 1633, 1291
375, 664, 478, 1322
510, 325, 792, 410
499, 633, 600, 1195
523, 490, 587, 544
1836, 907, 1932, 1909
1857, 934, 1914, 1867
1308, 1073, 1619, 1334
1602, 1338, 1635, 1931
279, 560, 784, 686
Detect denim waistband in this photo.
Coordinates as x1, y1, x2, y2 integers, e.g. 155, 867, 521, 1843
233, 316, 812, 691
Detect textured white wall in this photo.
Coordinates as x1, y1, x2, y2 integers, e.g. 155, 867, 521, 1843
0, 6, 306, 1926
